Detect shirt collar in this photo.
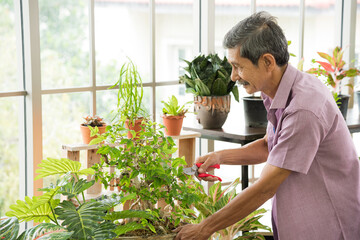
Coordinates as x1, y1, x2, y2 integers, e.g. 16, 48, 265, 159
265, 64, 297, 110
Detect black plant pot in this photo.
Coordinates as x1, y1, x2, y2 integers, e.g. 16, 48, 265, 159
338, 94, 350, 120
242, 96, 268, 128
356, 91, 360, 110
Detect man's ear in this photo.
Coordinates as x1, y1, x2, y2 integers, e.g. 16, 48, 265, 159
262, 54, 276, 71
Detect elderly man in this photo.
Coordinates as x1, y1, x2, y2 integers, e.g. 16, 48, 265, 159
174, 11, 360, 240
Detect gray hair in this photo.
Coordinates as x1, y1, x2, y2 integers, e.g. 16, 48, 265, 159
223, 11, 289, 66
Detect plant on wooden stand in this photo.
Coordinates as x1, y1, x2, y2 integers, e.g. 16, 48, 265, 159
179, 53, 239, 129
161, 95, 192, 136
80, 115, 107, 144
91, 120, 201, 239
307, 46, 360, 119
110, 59, 148, 138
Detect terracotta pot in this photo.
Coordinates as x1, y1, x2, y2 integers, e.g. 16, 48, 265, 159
125, 118, 145, 139
161, 115, 185, 136
80, 124, 106, 144
194, 95, 231, 129
115, 233, 176, 240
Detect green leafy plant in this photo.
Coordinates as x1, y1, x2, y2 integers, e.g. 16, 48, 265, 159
91, 119, 201, 237
161, 95, 192, 117
307, 46, 360, 96
109, 59, 148, 124
81, 115, 106, 127
179, 53, 239, 102
2, 158, 121, 240
192, 178, 271, 240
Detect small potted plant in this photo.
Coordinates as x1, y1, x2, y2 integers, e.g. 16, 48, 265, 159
161, 95, 192, 136
80, 115, 107, 144
109, 59, 148, 139
307, 46, 360, 119
180, 53, 239, 129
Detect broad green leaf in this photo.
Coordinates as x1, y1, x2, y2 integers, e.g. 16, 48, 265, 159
35, 158, 94, 180
0, 217, 19, 240
17, 223, 70, 240
6, 196, 59, 223
93, 222, 117, 240
55, 201, 106, 239
113, 222, 146, 236
30, 187, 61, 210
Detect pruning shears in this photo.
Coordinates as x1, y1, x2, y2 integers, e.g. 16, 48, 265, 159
183, 162, 222, 182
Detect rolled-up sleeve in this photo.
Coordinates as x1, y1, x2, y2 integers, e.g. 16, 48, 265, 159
267, 110, 326, 174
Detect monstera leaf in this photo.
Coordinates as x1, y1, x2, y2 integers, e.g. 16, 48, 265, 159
0, 217, 19, 240
55, 201, 107, 239
59, 178, 95, 199
93, 222, 117, 240
35, 158, 94, 180
17, 223, 72, 240
6, 196, 60, 223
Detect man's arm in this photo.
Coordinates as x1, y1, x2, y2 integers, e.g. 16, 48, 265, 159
197, 135, 269, 179
174, 163, 291, 240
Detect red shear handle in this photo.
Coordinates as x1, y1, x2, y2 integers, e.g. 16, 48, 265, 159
195, 163, 220, 169
198, 173, 222, 182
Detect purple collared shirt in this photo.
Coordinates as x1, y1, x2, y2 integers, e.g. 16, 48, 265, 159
262, 64, 360, 239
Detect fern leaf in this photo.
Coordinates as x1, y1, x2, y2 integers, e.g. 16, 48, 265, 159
55, 201, 107, 239
0, 217, 19, 240
6, 196, 59, 223
17, 223, 71, 240
35, 158, 94, 180
113, 222, 146, 236
103, 210, 154, 221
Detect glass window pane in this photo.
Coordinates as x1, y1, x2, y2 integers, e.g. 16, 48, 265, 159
96, 89, 118, 123
0, 0, 21, 91
215, 0, 251, 57
95, 0, 150, 85
155, 85, 192, 123
39, 0, 90, 89
0, 97, 21, 216
355, 2, 360, 90
42, 92, 91, 159
303, 0, 336, 70
256, 2, 300, 66
155, 0, 194, 82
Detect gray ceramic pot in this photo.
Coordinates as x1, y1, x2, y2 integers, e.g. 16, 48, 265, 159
242, 96, 267, 128
194, 95, 231, 129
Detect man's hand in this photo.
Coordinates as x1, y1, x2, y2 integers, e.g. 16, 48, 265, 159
195, 152, 221, 181
173, 223, 212, 240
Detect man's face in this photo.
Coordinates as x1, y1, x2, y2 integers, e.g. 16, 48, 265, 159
227, 47, 268, 95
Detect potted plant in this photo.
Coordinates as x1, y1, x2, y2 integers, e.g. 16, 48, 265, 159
307, 46, 360, 119
161, 95, 192, 136
192, 178, 271, 240
1, 157, 119, 239
80, 115, 107, 144
89, 119, 201, 239
180, 53, 239, 129
110, 59, 148, 138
